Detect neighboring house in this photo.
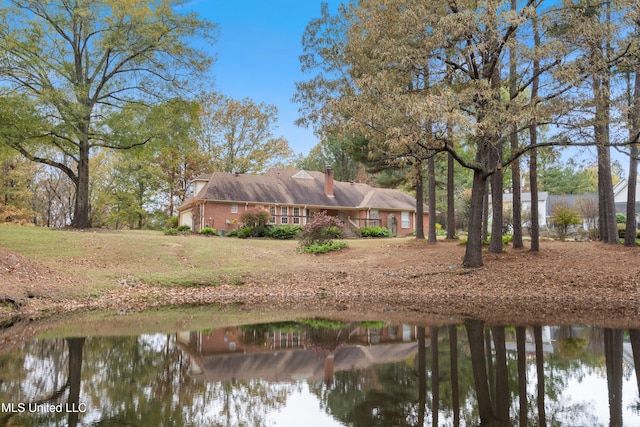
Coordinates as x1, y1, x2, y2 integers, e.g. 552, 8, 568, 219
177, 167, 428, 236
613, 177, 640, 226
546, 194, 599, 230
500, 191, 598, 230
502, 191, 549, 227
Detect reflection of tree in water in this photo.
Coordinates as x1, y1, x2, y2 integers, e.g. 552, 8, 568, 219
0, 338, 74, 425
302, 319, 347, 357
2, 321, 639, 426
0, 334, 293, 427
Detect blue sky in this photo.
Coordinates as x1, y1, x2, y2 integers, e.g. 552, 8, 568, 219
185, 1, 342, 157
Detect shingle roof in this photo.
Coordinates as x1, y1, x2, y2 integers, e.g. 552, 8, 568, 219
179, 168, 418, 211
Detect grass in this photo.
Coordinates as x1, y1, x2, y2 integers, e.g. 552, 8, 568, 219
0, 225, 301, 293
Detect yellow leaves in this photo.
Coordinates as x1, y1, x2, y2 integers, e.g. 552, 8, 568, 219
105, 0, 153, 21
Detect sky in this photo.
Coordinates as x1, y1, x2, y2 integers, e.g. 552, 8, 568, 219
184, 1, 342, 157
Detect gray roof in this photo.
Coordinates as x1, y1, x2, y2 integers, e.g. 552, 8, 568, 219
191, 342, 418, 383
546, 194, 598, 216
180, 169, 419, 211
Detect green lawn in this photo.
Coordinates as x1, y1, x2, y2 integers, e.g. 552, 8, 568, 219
0, 225, 301, 290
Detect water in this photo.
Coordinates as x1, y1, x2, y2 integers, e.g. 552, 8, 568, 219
1, 319, 640, 426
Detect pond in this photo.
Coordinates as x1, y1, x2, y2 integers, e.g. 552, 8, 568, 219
1, 317, 640, 426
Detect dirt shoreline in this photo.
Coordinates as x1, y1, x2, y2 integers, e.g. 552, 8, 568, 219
2, 239, 640, 329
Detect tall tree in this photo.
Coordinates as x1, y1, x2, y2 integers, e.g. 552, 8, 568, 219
298, 134, 361, 182
198, 93, 294, 174
0, 0, 216, 228
625, 67, 639, 247
510, 0, 524, 249
624, 7, 640, 246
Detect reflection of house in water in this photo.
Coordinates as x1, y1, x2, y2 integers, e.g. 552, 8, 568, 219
176, 323, 420, 383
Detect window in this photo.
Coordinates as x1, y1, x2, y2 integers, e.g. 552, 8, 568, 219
231, 204, 238, 214
401, 211, 410, 228
269, 206, 276, 224
293, 207, 300, 224
370, 209, 379, 219
281, 207, 288, 224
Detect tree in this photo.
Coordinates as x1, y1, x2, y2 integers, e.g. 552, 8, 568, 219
298, 134, 361, 182
198, 93, 294, 174
0, 152, 35, 224
0, 0, 217, 228
551, 202, 582, 241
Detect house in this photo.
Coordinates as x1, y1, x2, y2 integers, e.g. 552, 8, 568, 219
175, 323, 420, 382
613, 177, 640, 226
499, 191, 598, 230
503, 191, 549, 227
177, 167, 428, 236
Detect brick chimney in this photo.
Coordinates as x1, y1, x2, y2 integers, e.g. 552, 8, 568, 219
324, 166, 334, 197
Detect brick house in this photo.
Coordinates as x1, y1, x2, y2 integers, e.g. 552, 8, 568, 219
177, 167, 428, 236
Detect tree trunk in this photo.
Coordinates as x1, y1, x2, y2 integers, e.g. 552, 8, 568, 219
604, 328, 623, 427
492, 326, 510, 424
66, 337, 85, 427
625, 67, 639, 247
534, 326, 546, 426
529, 7, 540, 252
629, 329, 640, 398
428, 156, 437, 243
465, 319, 497, 424
510, 0, 523, 249
594, 5, 619, 244
447, 152, 456, 239
516, 326, 528, 427
73, 140, 91, 228
417, 326, 427, 427
431, 326, 440, 427
490, 147, 503, 253
463, 169, 488, 267
449, 324, 460, 427
415, 161, 426, 240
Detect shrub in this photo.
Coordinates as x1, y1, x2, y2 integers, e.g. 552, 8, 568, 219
299, 211, 344, 248
616, 213, 626, 224
164, 226, 190, 236
200, 227, 220, 236
301, 241, 348, 254
360, 226, 391, 238
502, 234, 513, 245
166, 216, 179, 229
240, 208, 271, 229
236, 226, 254, 239
551, 204, 581, 241
267, 225, 302, 240
226, 228, 239, 237
236, 208, 272, 238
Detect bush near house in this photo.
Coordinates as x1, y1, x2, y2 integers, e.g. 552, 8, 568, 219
200, 227, 220, 236
360, 226, 392, 238
163, 225, 191, 236
299, 211, 346, 253
267, 225, 302, 240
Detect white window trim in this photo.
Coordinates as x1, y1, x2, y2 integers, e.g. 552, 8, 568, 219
293, 207, 301, 224
269, 206, 276, 225
231, 204, 238, 214
401, 211, 410, 228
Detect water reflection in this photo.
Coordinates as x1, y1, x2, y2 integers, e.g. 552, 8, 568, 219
1, 319, 640, 426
